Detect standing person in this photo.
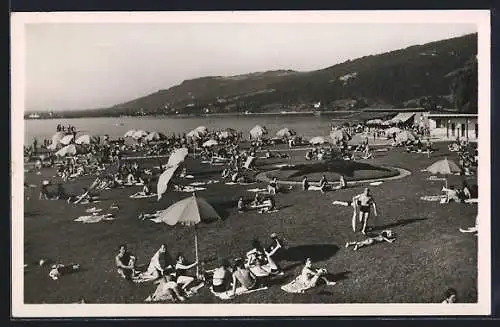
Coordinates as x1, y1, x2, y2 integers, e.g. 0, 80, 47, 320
115, 244, 137, 280
352, 188, 378, 234
268, 177, 278, 195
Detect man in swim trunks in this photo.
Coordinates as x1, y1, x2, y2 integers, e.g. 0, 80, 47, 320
352, 188, 378, 234
115, 244, 137, 280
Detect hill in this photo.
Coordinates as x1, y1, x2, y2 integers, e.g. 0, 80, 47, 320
28, 33, 477, 118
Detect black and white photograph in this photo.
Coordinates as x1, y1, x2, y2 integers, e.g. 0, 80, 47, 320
11, 10, 491, 317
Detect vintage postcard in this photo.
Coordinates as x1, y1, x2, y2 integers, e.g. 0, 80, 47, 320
11, 10, 491, 317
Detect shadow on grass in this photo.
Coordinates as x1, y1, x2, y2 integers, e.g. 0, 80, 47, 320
281, 244, 340, 263
372, 217, 428, 231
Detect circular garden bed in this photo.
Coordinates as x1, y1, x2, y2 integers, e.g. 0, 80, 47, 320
266, 160, 400, 182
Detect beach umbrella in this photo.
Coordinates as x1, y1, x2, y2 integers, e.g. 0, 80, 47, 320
156, 164, 180, 200
249, 125, 268, 139
386, 127, 402, 136
276, 128, 296, 138
59, 134, 74, 145
156, 193, 221, 276
202, 139, 218, 147
187, 129, 204, 139
48, 132, 66, 150
390, 119, 403, 125
194, 126, 208, 134
425, 157, 462, 187
366, 119, 384, 126
145, 131, 161, 142
75, 135, 91, 145
330, 129, 352, 142
395, 130, 416, 143
133, 130, 148, 139
167, 147, 189, 167
310, 136, 326, 145
124, 129, 136, 138
55, 144, 77, 157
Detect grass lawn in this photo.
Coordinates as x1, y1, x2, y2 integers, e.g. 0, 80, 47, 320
22, 141, 478, 304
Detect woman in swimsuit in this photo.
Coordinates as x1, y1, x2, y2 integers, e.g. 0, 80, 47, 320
211, 259, 232, 293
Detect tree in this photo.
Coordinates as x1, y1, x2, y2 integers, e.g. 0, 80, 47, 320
448, 56, 478, 113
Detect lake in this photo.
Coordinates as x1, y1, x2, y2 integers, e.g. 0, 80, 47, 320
23, 116, 340, 144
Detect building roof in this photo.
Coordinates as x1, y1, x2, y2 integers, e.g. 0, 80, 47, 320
426, 113, 478, 118
389, 112, 416, 123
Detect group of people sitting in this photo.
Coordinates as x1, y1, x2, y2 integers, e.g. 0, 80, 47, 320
441, 181, 477, 203
301, 174, 347, 193
238, 193, 277, 214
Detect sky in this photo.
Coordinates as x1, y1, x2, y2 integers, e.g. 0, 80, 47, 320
24, 23, 477, 111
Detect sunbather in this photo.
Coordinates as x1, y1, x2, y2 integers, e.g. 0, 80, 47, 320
150, 274, 186, 302
319, 175, 330, 193
441, 288, 458, 303
230, 258, 260, 297
258, 197, 276, 213
211, 259, 233, 293
174, 253, 198, 294
345, 229, 396, 251
115, 244, 137, 280
142, 244, 175, 281
246, 239, 283, 276
296, 258, 336, 287
268, 177, 278, 195
441, 186, 461, 203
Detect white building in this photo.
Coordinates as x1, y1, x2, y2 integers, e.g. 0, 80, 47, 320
426, 113, 478, 140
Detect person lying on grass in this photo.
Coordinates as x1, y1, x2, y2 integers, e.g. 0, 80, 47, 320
115, 244, 137, 280
459, 215, 478, 234
71, 187, 93, 204
174, 253, 198, 295
345, 229, 396, 251
131, 184, 155, 198
266, 233, 285, 272
296, 258, 337, 287
246, 239, 283, 276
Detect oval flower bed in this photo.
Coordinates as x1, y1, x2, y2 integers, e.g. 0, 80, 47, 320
266, 160, 399, 182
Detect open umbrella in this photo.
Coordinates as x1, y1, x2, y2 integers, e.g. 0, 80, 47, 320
48, 132, 66, 150
157, 193, 221, 275
75, 135, 91, 145
124, 129, 136, 138
156, 165, 180, 200
395, 131, 416, 143
366, 119, 384, 126
59, 134, 74, 146
310, 136, 326, 145
55, 144, 77, 157
390, 119, 403, 125
330, 129, 352, 142
249, 125, 267, 139
425, 158, 462, 187
276, 128, 296, 138
167, 147, 189, 167
133, 130, 148, 139
202, 139, 218, 147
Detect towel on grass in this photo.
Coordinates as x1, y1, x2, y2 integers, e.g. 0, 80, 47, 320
420, 195, 445, 202
74, 214, 115, 223
308, 186, 323, 191
247, 188, 268, 193
225, 182, 256, 186
210, 286, 268, 300
369, 181, 384, 186
130, 193, 157, 199
281, 276, 314, 294
189, 182, 207, 186
176, 186, 207, 193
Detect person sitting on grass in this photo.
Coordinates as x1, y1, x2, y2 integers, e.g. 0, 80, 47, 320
230, 258, 260, 298
302, 176, 310, 191
266, 233, 285, 271
237, 197, 246, 213
345, 229, 396, 251
115, 244, 137, 280
319, 175, 330, 193
441, 186, 461, 203
151, 274, 186, 302
211, 259, 233, 293
251, 193, 263, 207
72, 187, 92, 204
441, 288, 458, 303
296, 258, 337, 287
174, 253, 198, 295
258, 196, 276, 214
131, 183, 154, 198
142, 244, 174, 281
331, 175, 347, 191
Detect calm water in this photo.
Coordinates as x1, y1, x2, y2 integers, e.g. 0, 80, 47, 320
24, 116, 338, 144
